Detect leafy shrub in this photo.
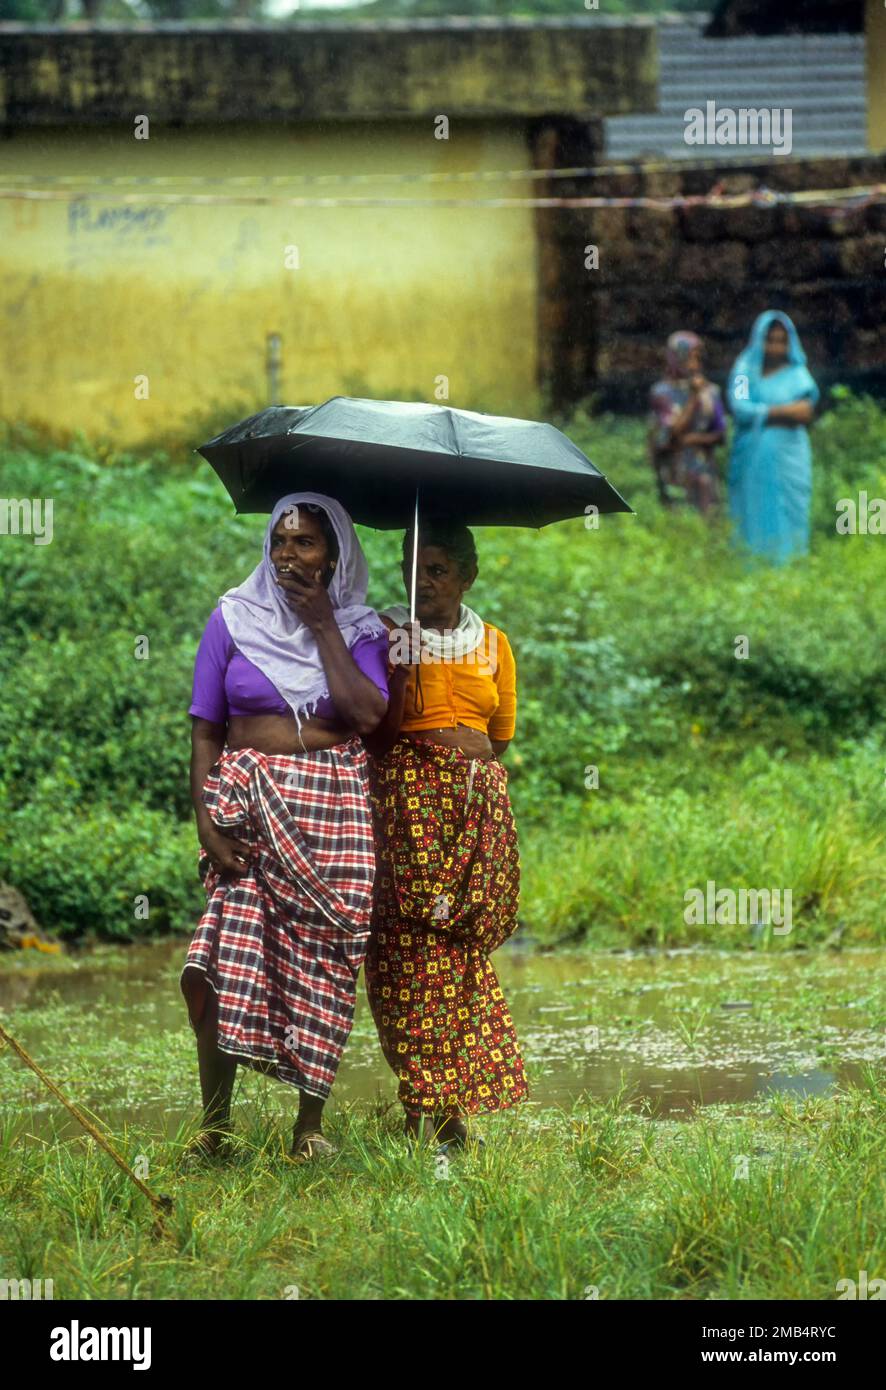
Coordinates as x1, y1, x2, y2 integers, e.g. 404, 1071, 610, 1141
0, 781, 200, 940
1, 392, 885, 939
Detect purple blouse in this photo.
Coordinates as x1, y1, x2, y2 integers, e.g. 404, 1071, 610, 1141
189, 607, 390, 724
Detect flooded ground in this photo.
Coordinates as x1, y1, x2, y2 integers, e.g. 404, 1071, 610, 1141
1, 939, 883, 1141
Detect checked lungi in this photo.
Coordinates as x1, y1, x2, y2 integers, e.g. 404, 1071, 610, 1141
182, 739, 375, 1098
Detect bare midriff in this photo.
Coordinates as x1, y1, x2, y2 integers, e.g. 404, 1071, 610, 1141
227, 712, 354, 755
407, 723, 494, 760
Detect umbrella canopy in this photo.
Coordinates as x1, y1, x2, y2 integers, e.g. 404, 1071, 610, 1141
197, 397, 633, 529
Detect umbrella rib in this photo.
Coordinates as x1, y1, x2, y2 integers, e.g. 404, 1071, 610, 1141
442, 407, 461, 461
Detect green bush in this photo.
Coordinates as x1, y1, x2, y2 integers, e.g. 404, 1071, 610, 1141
0, 781, 200, 940
1, 392, 885, 941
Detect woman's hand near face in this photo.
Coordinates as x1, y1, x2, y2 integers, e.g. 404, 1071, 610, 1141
275, 567, 336, 630
670, 379, 707, 440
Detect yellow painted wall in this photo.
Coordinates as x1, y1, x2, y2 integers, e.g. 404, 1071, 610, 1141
0, 121, 539, 446
867, 0, 886, 152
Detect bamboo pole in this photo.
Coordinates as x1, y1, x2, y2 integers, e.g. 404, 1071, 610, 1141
0, 1020, 173, 1225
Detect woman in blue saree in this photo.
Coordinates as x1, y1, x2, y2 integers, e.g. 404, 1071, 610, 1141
727, 310, 819, 564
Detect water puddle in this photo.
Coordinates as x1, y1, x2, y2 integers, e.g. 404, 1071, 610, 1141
1, 939, 883, 1139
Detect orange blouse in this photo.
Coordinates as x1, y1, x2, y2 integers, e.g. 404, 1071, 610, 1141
382, 618, 517, 741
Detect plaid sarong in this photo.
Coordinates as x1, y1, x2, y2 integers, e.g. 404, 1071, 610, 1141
182, 739, 375, 1098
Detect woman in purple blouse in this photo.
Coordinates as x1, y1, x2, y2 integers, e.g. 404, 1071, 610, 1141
180, 491, 390, 1163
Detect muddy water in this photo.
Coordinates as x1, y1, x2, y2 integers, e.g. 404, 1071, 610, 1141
1, 939, 883, 1139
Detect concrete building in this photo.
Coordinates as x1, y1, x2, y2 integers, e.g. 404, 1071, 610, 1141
0, 18, 656, 446
2, 10, 883, 438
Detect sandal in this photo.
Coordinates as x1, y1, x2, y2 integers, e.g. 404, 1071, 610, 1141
289, 1129, 337, 1162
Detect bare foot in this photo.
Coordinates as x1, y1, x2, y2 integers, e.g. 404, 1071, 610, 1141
435, 1114, 468, 1144
404, 1113, 442, 1147
180, 1127, 234, 1165
436, 1114, 485, 1149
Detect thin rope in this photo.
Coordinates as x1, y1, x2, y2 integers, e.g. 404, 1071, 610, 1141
0, 182, 882, 211
0, 153, 873, 188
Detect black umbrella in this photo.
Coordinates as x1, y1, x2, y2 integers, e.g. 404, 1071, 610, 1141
197, 396, 633, 616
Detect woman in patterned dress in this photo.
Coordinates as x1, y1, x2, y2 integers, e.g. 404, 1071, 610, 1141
363, 517, 529, 1149
648, 330, 726, 517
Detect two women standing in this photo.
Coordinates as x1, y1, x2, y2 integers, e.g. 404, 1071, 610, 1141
649, 313, 818, 564
182, 494, 527, 1160
182, 307, 819, 1157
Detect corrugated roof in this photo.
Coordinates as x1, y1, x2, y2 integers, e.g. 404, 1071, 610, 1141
605, 19, 867, 160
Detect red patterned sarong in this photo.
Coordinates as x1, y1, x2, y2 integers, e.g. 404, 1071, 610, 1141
364, 737, 529, 1116
182, 740, 375, 1098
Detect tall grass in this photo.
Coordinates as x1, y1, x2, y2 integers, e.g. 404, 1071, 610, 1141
1, 1079, 882, 1300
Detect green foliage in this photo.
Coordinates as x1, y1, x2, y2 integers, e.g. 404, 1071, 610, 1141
1, 391, 885, 941
0, 794, 200, 939
520, 741, 886, 947
0, 0, 51, 17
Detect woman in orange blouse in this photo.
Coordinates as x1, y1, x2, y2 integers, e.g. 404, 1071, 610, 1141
363, 517, 529, 1149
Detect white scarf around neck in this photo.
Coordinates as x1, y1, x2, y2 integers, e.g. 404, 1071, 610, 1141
382, 602, 485, 661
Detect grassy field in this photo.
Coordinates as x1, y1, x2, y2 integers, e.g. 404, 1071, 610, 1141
1, 940, 883, 1300
1, 395, 885, 1301
3, 1072, 882, 1300
1, 390, 886, 949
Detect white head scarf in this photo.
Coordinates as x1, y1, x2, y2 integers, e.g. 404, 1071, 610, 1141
220, 491, 387, 730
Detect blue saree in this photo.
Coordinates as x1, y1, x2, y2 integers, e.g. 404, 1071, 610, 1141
727, 310, 819, 564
